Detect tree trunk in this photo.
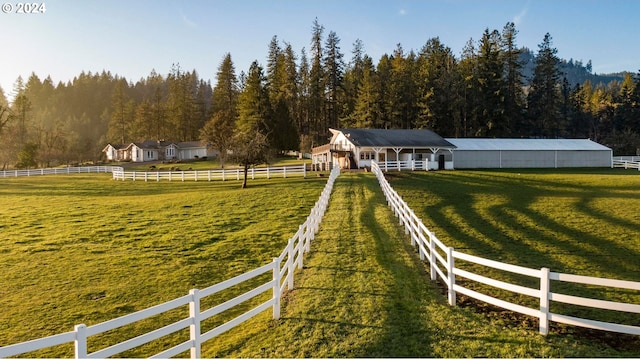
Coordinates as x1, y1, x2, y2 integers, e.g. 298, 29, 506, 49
242, 163, 249, 188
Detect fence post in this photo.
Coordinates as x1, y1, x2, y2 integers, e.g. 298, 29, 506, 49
539, 267, 550, 335
284, 166, 287, 178
287, 237, 295, 290
74, 324, 87, 359
303, 163, 307, 178
447, 247, 456, 306
272, 258, 281, 320
189, 289, 202, 358
429, 232, 436, 281
297, 225, 305, 269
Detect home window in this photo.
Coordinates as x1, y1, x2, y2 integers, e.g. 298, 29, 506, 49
360, 152, 374, 160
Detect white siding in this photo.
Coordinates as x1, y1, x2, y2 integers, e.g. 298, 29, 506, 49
448, 138, 612, 169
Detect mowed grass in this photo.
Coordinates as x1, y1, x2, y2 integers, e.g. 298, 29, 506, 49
387, 168, 640, 351
200, 173, 638, 357
2, 169, 640, 357
0, 173, 327, 357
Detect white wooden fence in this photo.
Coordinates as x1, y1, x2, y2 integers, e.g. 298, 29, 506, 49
0, 166, 120, 178
371, 160, 640, 336
0, 166, 340, 359
377, 160, 430, 172
112, 164, 307, 181
612, 157, 640, 170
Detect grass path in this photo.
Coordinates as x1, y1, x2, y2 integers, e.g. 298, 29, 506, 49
202, 172, 625, 358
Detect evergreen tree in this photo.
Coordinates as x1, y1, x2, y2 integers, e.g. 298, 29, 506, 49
297, 48, 313, 150
0, 86, 11, 136
376, 54, 393, 129
387, 44, 417, 129
341, 39, 366, 127
323, 30, 345, 130
11, 76, 32, 146
309, 18, 325, 141
527, 33, 563, 137
201, 53, 239, 168
477, 29, 506, 136
416, 37, 459, 135
458, 38, 481, 136
108, 78, 132, 144
501, 22, 525, 135
237, 61, 271, 136
234, 60, 272, 187
351, 55, 381, 128
266, 37, 299, 152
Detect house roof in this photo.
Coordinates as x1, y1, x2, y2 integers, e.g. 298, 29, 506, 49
102, 143, 125, 151
446, 138, 611, 151
127, 140, 161, 150
334, 128, 456, 148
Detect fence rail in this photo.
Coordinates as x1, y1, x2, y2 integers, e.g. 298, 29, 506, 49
612, 157, 640, 170
0, 166, 340, 359
1, 166, 120, 178
112, 164, 307, 181
370, 160, 640, 336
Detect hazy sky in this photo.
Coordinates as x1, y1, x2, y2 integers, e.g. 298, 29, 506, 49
1, 0, 638, 100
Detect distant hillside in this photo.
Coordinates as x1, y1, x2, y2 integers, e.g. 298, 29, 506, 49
519, 47, 629, 88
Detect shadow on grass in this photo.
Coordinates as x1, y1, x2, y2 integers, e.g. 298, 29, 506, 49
352, 174, 440, 357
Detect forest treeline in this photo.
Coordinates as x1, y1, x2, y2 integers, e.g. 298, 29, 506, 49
1, 20, 639, 169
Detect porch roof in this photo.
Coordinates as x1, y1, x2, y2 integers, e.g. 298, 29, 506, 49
335, 128, 456, 149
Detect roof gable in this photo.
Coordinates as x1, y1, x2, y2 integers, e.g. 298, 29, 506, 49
334, 128, 455, 148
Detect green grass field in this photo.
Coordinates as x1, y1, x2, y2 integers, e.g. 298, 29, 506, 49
1, 168, 639, 357
387, 168, 640, 348
202, 172, 640, 357
0, 173, 327, 357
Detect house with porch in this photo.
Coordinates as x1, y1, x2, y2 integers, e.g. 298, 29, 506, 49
103, 140, 213, 163
312, 128, 456, 170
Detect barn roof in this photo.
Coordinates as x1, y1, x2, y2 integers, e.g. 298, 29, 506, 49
335, 128, 456, 148
445, 138, 611, 151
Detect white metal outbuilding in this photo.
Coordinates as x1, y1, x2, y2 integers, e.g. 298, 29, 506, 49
446, 138, 612, 169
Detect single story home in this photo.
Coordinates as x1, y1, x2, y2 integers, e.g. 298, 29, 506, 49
103, 140, 213, 163
446, 138, 613, 168
312, 128, 457, 170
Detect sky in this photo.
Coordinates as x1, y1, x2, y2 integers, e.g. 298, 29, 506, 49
1, 0, 639, 101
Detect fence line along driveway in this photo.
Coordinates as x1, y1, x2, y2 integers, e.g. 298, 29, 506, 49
0, 164, 311, 181
112, 164, 308, 181
0, 166, 119, 178
370, 161, 640, 337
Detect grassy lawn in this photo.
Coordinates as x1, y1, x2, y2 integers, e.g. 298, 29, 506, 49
2, 169, 639, 357
202, 173, 639, 357
0, 173, 327, 357
387, 168, 640, 351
